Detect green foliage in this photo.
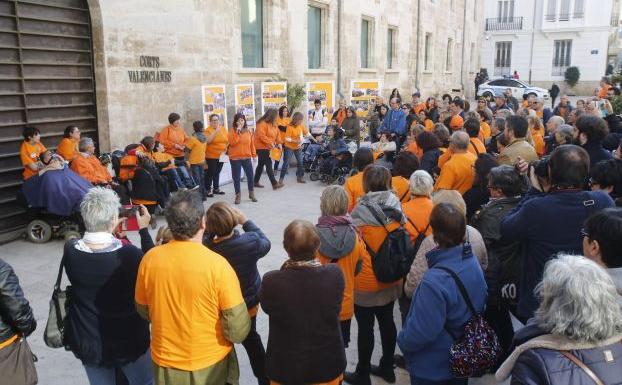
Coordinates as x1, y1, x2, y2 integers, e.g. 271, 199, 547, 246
564, 66, 580, 87
270, 76, 306, 112
611, 74, 622, 87
610, 95, 622, 115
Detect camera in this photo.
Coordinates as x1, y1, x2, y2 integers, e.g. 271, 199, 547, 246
119, 205, 139, 218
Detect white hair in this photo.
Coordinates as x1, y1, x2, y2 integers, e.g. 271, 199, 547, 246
78, 137, 94, 152
535, 254, 622, 343
547, 115, 565, 128
409, 170, 434, 197
80, 187, 120, 232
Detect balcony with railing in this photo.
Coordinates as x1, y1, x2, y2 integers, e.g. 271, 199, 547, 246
485, 17, 523, 31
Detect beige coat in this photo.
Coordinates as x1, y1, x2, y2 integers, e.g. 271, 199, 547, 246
497, 138, 539, 166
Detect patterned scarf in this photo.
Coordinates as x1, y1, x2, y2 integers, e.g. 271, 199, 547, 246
280, 259, 322, 270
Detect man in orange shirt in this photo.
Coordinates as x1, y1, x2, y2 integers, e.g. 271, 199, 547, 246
136, 190, 250, 384
19, 126, 47, 180
464, 118, 486, 156
70, 137, 113, 185
598, 77, 613, 99
434, 131, 477, 194
279, 112, 311, 185
411, 92, 426, 115
448, 99, 465, 131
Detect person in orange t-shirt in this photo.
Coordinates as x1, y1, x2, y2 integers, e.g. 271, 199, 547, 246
20, 127, 47, 180
392, 151, 420, 203
158, 112, 195, 189
279, 112, 310, 185
332, 99, 348, 127
70, 137, 112, 185
253, 109, 281, 189
598, 77, 612, 99
344, 147, 374, 212
57, 125, 80, 162
274, 106, 291, 172
186, 121, 208, 199
464, 118, 487, 157
449, 99, 465, 131
528, 115, 546, 157
229, 113, 257, 204
204, 113, 229, 197
435, 131, 477, 194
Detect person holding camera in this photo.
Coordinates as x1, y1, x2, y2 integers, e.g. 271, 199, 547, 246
499, 145, 615, 323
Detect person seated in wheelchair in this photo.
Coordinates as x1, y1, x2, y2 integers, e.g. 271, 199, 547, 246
371, 133, 397, 171
319, 126, 351, 176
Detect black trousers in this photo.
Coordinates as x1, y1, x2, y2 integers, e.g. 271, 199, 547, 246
341, 319, 352, 348
253, 149, 277, 185
241, 316, 269, 385
354, 301, 397, 374
204, 158, 223, 192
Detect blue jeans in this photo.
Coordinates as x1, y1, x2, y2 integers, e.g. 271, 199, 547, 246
190, 164, 206, 198
173, 157, 195, 188
83, 350, 154, 385
231, 159, 254, 194
280, 147, 304, 179
163, 168, 183, 191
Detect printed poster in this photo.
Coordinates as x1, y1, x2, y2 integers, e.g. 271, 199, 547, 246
350, 80, 382, 117
261, 82, 287, 115
306, 81, 335, 127
201, 85, 227, 127
234, 84, 256, 131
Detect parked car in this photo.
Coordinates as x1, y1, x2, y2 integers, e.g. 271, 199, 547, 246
477, 78, 550, 102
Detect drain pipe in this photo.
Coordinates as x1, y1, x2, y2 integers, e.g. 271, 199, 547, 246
528, 0, 537, 83
337, 0, 343, 98
460, 0, 467, 96
415, 0, 421, 90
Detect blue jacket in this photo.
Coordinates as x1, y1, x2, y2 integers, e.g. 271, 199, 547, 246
583, 141, 613, 169
397, 244, 487, 381
500, 190, 614, 321
379, 108, 407, 136
204, 220, 271, 310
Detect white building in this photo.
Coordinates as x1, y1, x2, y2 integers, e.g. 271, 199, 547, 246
480, 0, 618, 95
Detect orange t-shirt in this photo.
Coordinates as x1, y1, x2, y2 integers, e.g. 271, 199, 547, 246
450, 115, 464, 131
402, 196, 434, 237
531, 128, 545, 157
254, 121, 280, 150
414, 102, 426, 115
392, 176, 411, 203
135, 241, 246, 371
468, 138, 486, 157
159, 125, 188, 157
57, 137, 78, 161
152, 151, 176, 171
424, 119, 434, 132
434, 152, 477, 194
479, 122, 491, 141
317, 235, 366, 321
344, 172, 365, 212
20, 140, 47, 180
355, 222, 403, 293
70, 153, 111, 184
186, 135, 207, 165
334, 109, 347, 127
276, 117, 291, 144
205, 126, 229, 159
283, 123, 309, 150
598, 85, 612, 99
228, 129, 256, 160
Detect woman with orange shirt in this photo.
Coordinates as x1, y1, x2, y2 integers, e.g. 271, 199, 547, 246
20, 126, 47, 180
187, 121, 208, 199
253, 109, 282, 189
391, 152, 420, 203
344, 148, 374, 212
279, 112, 310, 185
204, 113, 229, 197
229, 113, 257, 204
57, 125, 80, 162
273, 106, 290, 172
528, 115, 545, 157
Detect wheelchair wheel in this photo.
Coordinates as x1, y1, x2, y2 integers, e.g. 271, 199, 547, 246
26, 219, 53, 244
309, 172, 320, 181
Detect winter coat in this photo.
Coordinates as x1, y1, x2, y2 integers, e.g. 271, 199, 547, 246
419, 148, 441, 175
379, 109, 407, 136
0, 259, 36, 345
496, 320, 622, 385
583, 141, 613, 170
398, 244, 487, 381
500, 189, 615, 321
204, 220, 271, 311
463, 185, 490, 221
341, 116, 360, 141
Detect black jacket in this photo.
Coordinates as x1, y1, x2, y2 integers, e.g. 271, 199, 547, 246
205, 221, 270, 311
341, 116, 360, 141
420, 148, 441, 175
0, 259, 36, 344
583, 141, 613, 170
463, 185, 490, 221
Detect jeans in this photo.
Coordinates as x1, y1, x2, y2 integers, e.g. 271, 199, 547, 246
280, 148, 304, 179
163, 168, 183, 191
411, 377, 467, 385
354, 302, 397, 374
341, 319, 352, 348
190, 164, 206, 198
173, 157, 195, 188
241, 316, 269, 385
204, 158, 223, 192
254, 149, 277, 186
83, 350, 153, 385
273, 160, 280, 171
231, 159, 254, 194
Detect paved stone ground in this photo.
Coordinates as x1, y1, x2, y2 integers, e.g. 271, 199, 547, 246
3, 172, 505, 385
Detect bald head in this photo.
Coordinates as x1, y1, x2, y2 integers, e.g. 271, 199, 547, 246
449, 131, 470, 152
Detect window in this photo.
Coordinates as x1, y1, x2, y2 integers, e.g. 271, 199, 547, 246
546, 0, 557, 21
497, 0, 515, 22
559, 0, 570, 20
241, 0, 263, 67
446, 38, 453, 72
424, 33, 432, 71
308, 5, 322, 69
361, 18, 372, 68
552, 39, 572, 75
574, 0, 584, 18
494, 41, 512, 76
387, 28, 396, 69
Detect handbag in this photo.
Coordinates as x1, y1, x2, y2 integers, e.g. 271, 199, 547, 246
43, 253, 71, 349
437, 266, 502, 378
0, 337, 38, 385
270, 147, 282, 161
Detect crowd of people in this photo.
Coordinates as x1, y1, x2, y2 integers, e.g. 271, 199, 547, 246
3, 79, 622, 385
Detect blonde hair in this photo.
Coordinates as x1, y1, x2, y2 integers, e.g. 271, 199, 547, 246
432, 190, 467, 217
320, 186, 349, 216
528, 115, 544, 133
156, 226, 173, 245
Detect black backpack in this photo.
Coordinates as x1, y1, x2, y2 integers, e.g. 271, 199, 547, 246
362, 203, 416, 283
406, 217, 430, 260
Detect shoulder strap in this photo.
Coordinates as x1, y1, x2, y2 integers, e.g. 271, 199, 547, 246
54, 248, 67, 291
406, 216, 420, 233
559, 351, 604, 385
469, 140, 480, 155
400, 188, 409, 202
436, 266, 477, 317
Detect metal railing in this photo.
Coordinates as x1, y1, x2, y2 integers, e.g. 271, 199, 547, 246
494, 67, 511, 77
485, 17, 523, 31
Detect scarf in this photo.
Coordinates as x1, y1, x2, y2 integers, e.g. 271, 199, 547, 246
75, 232, 122, 253
194, 131, 207, 143
351, 191, 404, 227
280, 259, 322, 270
317, 214, 357, 232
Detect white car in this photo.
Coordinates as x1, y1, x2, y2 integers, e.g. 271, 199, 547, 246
477, 78, 550, 102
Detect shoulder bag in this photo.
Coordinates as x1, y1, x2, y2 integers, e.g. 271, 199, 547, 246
43, 252, 71, 349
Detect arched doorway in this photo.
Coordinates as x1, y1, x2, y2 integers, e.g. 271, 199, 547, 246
0, 0, 98, 242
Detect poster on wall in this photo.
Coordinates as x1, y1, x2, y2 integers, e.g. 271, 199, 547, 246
261, 82, 287, 115
234, 84, 256, 131
201, 85, 227, 126
306, 81, 335, 134
350, 80, 382, 117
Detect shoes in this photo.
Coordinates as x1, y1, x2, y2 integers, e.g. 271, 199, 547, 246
190, 185, 199, 190
234, 193, 241, 205
206, 191, 214, 198
394, 354, 406, 369
370, 365, 396, 383
254, 182, 264, 188
343, 371, 371, 385
273, 182, 284, 190
297, 176, 306, 183
213, 189, 225, 195
249, 191, 257, 202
